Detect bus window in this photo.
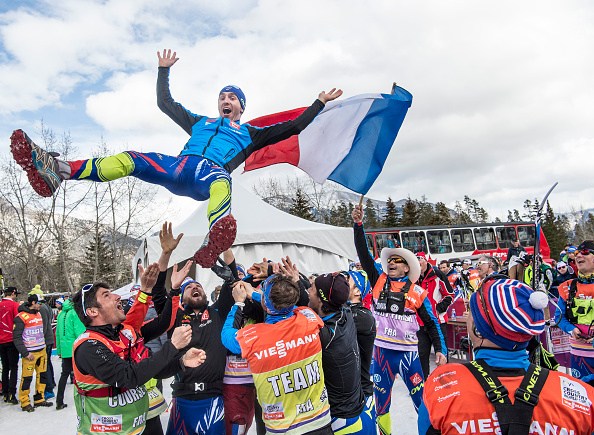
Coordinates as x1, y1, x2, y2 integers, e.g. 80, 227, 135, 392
474, 227, 497, 250
366, 234, 376, 258
451, 229, 475, 252
427, 230, 452, 254
400, 231, 427, 254
375, 233, 401, 252
517, 225, 535, 247
496, 227, 517, 249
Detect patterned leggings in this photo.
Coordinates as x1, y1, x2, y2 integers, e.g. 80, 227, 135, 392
68, 152, 231, 228
372, 346, 424, 435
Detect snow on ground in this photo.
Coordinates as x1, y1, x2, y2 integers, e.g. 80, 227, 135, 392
0, 352, 428, 434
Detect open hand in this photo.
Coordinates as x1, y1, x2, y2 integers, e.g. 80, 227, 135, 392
139, 263, 160, 294
157, 49, 179, 68
171, 260, 193, 289
247, 259, 270, 281
318, 88, 343, 104
160, 222, 183, 254
279, 256, 299, 283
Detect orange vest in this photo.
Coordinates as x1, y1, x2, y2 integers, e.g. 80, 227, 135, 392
371, 275, 426, 351
559, 279, 594, 357
424, 363, 594, 434
72, 325, 149, 435
236, 307, 330, 435
16, 310, 45, 352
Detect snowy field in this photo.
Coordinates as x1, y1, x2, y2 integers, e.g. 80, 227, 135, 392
0, 352, 430, 434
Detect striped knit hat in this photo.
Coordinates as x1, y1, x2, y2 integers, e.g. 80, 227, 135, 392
348, 270, 371, 298
470, 278, 547, 350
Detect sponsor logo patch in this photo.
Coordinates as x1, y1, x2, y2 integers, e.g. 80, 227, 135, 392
410, 373, 423, 386
90, 413, 122, 432
561, 377, 592, 415
262, 402, 285, 420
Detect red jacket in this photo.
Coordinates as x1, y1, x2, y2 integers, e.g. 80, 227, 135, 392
0, 298, 20, 344
418, 267, 453, 325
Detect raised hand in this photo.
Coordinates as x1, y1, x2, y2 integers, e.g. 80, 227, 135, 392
318, 88, 343, 104
171, 260, 193, 289
157, 49, 179, 68
279, 256, 299, 283
247, 258, 270, 281
351, 205, 363, 224
182, 348, 207, 368
139, 263, 160, 294
160, 221, 183, 254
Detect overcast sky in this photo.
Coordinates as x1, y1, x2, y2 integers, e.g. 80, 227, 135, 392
1, 0, 593, 224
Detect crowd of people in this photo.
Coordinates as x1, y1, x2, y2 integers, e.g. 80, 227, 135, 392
5, 47, 594, 435
2, 214, 594, 435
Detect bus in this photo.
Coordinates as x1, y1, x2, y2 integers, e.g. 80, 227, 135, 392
363, 222, 550, 264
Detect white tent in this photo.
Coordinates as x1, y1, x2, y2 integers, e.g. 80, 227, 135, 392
131, 182, 357, 294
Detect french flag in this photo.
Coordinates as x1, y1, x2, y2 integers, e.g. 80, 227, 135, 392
244, 86, 413, 194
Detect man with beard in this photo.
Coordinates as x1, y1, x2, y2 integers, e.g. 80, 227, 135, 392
71, 265, 205, 435
153, 223, 235, 435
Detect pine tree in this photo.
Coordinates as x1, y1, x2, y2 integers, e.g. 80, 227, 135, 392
522, 199, 540, 221
400, 196, 419, 226
363, 198, 379, 228
417, 195, 434, 226
288, 188, 314, 221
383, 197, 400, 228
454, 201, 473, 224
513, 209, 522, 222
541, 201, 569, 259
432, 202, 453, 225
336, 202, 350, 227
80, 233, 115, 286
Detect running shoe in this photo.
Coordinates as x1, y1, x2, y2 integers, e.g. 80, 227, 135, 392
10, 129, 62, 197
193, 215, 236, 268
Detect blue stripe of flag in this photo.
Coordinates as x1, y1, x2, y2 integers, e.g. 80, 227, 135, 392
327, 87, 413, 194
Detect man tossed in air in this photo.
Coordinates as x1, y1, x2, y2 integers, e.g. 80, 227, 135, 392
10, 49, 342, 267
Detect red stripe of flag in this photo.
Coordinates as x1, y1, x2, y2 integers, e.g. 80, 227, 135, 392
243, 107, 307, 172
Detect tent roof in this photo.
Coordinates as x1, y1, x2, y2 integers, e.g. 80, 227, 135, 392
173, 181, 356, 260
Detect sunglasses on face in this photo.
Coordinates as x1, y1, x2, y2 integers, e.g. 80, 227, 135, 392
81, 284, 93, 317
578, 249, 594, 256
476, 260, 489, 267
387, 257, 407, 264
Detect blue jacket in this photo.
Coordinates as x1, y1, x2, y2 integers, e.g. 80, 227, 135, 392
157, 67, 325, 173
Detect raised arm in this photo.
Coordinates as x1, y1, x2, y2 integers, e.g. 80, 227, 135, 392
156, 49, 202, 134
245, 88, 343, 156
153, 222, 184, 313
352, 205, 380, 286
